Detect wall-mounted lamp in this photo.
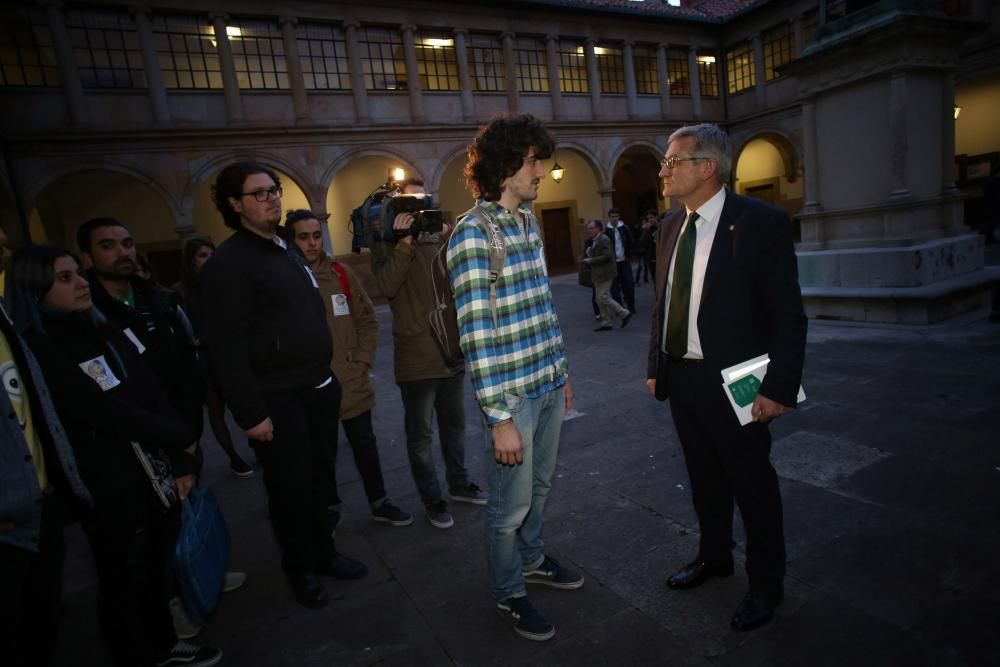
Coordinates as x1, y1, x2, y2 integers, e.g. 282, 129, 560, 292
953, 105, 962, 120
390, 167, 406, 183
550, 153, 565, 184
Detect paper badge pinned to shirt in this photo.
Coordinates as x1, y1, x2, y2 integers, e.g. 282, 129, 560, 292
79, 355, 122, 392
331, 293, 351, 317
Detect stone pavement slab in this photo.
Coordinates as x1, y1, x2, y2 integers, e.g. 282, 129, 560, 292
52, 271, 1000, 666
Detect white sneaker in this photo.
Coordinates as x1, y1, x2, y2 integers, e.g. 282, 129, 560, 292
169, 597, 202, 640
223, 570, 247, 593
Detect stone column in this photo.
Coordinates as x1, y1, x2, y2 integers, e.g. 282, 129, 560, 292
585, 38, 600, 120
942, 72, 959, 196
41, 0, 88, 126
400, 24, 426, 123
343, 22, 370, 123
623, 40, 638, 120
210, 13, 244, 123
545, 35, 563, 120
752, 33, 766, 106
279, 16, 310, 123
801, 98, 820, 213
599, 187, 614, 216
453, 29, 475, 122
501, 32, 520, 112
793, 14, 805, 56
888, 71, 911, 200
131, 6, 170, 125
687, 46, 703, 119
657, 43, 671, 118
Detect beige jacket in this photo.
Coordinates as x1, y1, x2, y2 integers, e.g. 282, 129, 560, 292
312, 253, 377, 420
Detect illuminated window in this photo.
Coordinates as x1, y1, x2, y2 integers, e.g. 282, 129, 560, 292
558, 40, 588, 94
358, 27, 405, 91
514, 36, 548, 93
66, 8, 145, 89
416, 31, 459, 91
595, 43, 624, 94
226, 20, 288, 90
698, 52, 719, 97
297, 23, 349, 90
153, 15, 223, 89
726, 42, 754, 94
633, 44, 658, 95
0, 7, 60, 87
468, 33, 504, 92
763, 23, 793, 80
667, 48, 688, 96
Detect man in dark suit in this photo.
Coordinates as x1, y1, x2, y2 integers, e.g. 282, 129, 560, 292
645, 124, 807, 631
604, 208, 636, 313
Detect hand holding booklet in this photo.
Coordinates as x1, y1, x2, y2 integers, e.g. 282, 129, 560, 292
720, 353, 805, 426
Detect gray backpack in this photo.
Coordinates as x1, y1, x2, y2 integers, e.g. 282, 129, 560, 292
429, 204, 507, 372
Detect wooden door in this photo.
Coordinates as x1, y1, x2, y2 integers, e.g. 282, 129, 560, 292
540, 207, 574, 275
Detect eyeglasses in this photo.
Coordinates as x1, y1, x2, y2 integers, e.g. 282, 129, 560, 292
660, 155, 709, 169
240, 186, 282, 202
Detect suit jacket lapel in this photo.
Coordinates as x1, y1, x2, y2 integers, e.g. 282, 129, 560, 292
700, 192, 740, 307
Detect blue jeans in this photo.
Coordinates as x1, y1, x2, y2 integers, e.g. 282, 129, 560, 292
398, 373, 470, 506
484, 383, 565, 601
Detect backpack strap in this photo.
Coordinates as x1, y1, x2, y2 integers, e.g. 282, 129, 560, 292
459, 204, 507, 325
331, 261, 352, 302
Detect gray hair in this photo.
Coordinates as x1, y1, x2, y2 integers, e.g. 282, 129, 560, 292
667, 124, 732, 184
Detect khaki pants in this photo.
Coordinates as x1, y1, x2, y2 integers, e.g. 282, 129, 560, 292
594, 278, 629, 326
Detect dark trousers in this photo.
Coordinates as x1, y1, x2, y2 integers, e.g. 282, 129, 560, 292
0, 495, 65, 667
611, 259, 635, 312
81, 490, 178, 666
636, 256, 655, 284
398, 373, 470, 506
342, 410, 388, 506
253, 381, 340, 576
667, 360, 785, 589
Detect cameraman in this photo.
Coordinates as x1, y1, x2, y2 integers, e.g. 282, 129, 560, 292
370, 178, 487, 529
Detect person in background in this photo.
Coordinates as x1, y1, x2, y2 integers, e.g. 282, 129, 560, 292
583, 220, 631, 331
635, 209, 658, 285
283, 209, 412, 529
4, 245, 221, 667
173, 237, 254, 479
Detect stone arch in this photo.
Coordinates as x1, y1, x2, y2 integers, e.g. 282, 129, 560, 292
732, 129, 801, 184
430, 143, 471, 195
607, 139, 664, 180
554, 141, 607, 188
611, 141, 666, 224
26, 159, 180, 222
732, 130, 805, 217
183, 149, 316, 215
320, 146, 422, 194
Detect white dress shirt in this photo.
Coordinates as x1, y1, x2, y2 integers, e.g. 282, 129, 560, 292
609, 221, 626, 261
661, 186, 727, 359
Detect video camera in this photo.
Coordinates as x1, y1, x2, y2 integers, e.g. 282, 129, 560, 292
350, 182, 445, 252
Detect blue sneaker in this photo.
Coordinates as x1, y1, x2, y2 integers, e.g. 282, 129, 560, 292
496, 596, 555, 641
522, 555, 584, 590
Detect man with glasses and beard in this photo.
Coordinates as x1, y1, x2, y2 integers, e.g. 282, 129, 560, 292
200, 162, 367, 610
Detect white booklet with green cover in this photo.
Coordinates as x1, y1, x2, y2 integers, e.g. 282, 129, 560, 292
720, 353, 806, 426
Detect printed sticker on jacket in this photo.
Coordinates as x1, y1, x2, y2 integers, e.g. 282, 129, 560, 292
79, 355, 122, 391
332, 293, 351, 317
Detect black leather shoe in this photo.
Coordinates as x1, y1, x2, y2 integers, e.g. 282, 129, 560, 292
666, 558, 735, 590
318, 552, 368, 580
593, 325, 613, 332
620, 313, 632, 329
731, 585, 783, 631
288, 573, 328, 609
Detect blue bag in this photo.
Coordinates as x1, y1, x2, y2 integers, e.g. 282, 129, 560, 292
174, 487, 231, 625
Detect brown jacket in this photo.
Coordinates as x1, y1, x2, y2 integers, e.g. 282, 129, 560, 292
313, 253, 377, 420
370, 234, 461, 383
586, 232, 617, 284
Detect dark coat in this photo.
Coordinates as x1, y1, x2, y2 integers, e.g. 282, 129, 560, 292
646, 192, 807, 407
199, 228, 333, 429
604, 223, 634, 260
25, 312, 197, 504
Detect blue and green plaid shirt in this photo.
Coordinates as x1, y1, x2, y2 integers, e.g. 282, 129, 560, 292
446, 199, 569, 425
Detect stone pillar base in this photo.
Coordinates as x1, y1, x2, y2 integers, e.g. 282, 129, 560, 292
802, 266, 1000, 324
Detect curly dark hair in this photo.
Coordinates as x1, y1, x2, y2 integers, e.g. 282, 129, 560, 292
212, 162, 281, 230
465, 113, 554, 202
